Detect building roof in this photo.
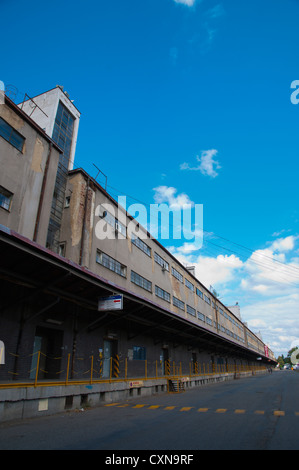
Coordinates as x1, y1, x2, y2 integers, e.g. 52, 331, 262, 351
18, 85, 81, 115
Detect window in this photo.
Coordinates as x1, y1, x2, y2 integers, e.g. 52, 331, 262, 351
206, 317, 213, 326
102, 209, 126, 238
173, 296, 185, 311
133, 346, 146, 360
0, 117, 25, 152
58, 242, 66, 257
96, 250, 127, 277
155, 285, 170, 302
131, 234, 151, 256
52, 101, 74, 163
196, 288, 203, 299
0, 186, 13, 211
154, 252, 169, 271
204, 294, 211, 305
172, 267, 183, 283
197, 311, 205, 322
131, 270, 152, 292
185, 278, 194, 292
187, 305, 196, 317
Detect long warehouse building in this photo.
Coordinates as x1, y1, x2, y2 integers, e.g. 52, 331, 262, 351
0, 86, 275, 420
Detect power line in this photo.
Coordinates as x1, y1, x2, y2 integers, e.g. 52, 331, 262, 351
104, 181, 299, 279
72, 161, 299, 285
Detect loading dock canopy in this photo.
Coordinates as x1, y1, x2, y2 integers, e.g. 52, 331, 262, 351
0, 225, 275, 365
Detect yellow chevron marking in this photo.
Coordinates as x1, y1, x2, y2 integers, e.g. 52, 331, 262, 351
274, 410, 285, 416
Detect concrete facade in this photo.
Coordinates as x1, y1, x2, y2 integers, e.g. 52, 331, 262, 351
59, 169, 275, 362
0, 96, 61, 246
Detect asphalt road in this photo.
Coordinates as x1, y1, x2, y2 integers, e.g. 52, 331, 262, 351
0, 370, 299, 451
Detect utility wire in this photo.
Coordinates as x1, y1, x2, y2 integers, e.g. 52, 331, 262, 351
72, 161, 299, 285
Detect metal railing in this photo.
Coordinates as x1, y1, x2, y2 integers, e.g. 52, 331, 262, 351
0, 349, 268, 389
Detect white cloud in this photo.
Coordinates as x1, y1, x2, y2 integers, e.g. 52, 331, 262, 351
153, 185, 194, 209
166, 231, 299, 357
241, 293, 299, 357
180, 149, 221, 178
241, 237, 299, 296
270, 235, 299, 253
173, 0, 196, 6
168, 249, 243, 289
206, 4, 225, 19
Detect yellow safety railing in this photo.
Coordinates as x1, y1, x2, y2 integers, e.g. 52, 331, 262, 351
0, 349, 268, 389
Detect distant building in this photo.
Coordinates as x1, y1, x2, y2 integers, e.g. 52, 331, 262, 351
228, 302, 241, 320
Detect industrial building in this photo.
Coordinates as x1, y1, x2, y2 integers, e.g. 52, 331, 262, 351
0, 86, 276, 422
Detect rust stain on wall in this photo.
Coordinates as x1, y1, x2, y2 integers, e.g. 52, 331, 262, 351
31, 138, 44, 173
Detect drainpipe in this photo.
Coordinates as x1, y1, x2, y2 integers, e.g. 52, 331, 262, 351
33, 143, 53, 242
79, 176, 90, 266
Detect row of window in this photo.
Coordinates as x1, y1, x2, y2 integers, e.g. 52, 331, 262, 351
97, 212, 216, 309
95, 249, 246, 344
95, 249, 245, 339
196, 311, 245, 343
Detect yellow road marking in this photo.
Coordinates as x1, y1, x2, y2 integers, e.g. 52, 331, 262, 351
104, 403, 294, 416
274, 410, 285, 416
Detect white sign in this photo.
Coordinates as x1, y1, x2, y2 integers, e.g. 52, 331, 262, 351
98, 295, 123, 311
129, 380, 143, 388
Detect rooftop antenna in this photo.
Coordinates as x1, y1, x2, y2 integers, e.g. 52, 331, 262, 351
19, 93, 48, 118
93, 164, 107, 191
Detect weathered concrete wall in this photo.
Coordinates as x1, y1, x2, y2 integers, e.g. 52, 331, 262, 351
0, 370, 266, 423
0, 101, 60, 246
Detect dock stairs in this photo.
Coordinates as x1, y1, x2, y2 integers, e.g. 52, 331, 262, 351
168, 378, 185, 393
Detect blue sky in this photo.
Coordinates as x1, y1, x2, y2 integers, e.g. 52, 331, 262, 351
2, 0, 299, 357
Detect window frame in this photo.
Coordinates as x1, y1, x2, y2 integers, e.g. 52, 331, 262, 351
155, 285, 171, 303
131, 234, 151, 257
0, 117, 25, 152
0, 186, 13, 211
96, 250, 127, 278
131, 270, 152, 292
173, 296, 185, 311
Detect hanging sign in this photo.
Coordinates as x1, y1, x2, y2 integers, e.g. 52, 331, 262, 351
98, 295, 123, 311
